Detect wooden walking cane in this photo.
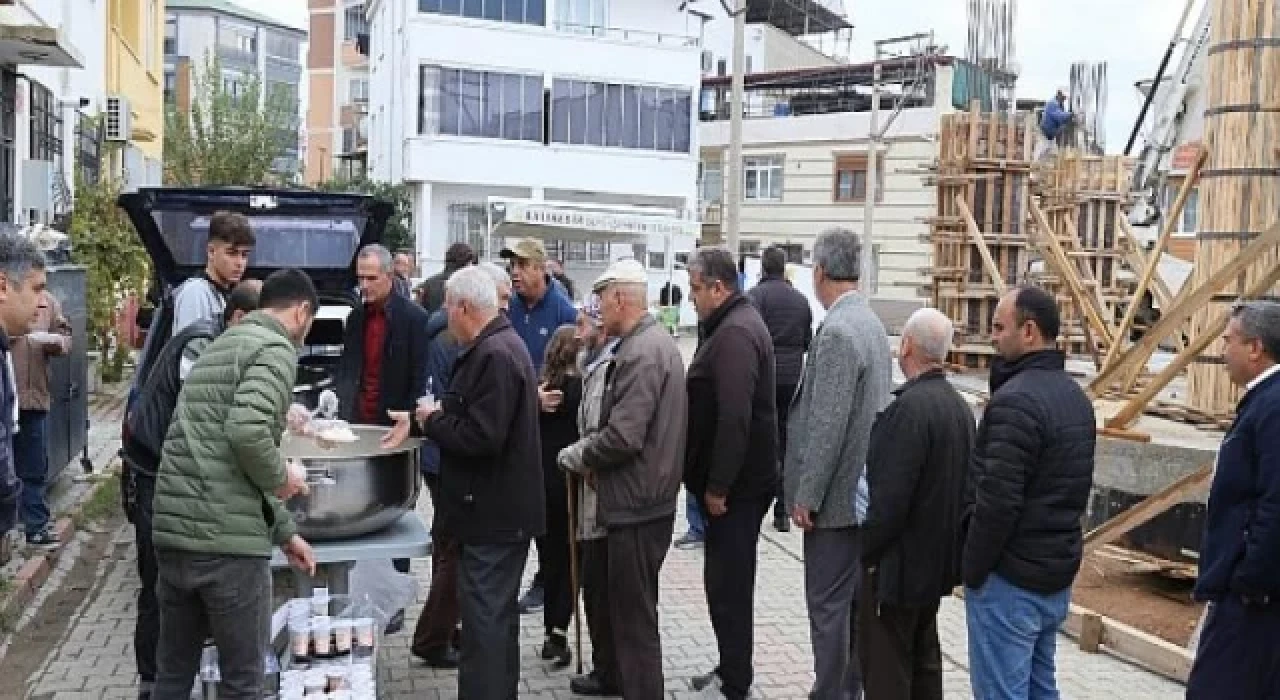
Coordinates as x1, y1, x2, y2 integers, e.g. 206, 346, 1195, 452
566, 473, 583, 675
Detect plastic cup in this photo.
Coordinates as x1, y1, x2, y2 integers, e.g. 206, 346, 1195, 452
333, 620, 353, 654
353, 618, 375, 649
311, 617, 333, 657
290, 619, 312, 658
311, 589, 330, 617
326, 667, 348, 692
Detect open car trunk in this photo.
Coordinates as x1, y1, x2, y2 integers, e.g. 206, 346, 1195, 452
119, 187, 393, 407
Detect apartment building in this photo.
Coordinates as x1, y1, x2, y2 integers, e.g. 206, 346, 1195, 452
366, 0, 703, 282
306, 0, 371, 183
698, 56, 1002, 323
164, 0, 306, 176
694, 0, 846, 78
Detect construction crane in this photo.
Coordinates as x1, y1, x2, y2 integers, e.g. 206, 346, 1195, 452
1126, 0, 1211, 234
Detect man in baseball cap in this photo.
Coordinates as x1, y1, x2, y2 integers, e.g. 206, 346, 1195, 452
500, 237, 578, 615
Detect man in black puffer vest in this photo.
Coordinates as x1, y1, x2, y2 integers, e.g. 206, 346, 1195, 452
121, 280, 260, 700
962, 285, 1095, 700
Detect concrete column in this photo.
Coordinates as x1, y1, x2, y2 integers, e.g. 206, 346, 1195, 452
415, 181, 434, 270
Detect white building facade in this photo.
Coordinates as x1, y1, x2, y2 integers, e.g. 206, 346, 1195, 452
0, 0, 102, 226
366, 0, 703, 279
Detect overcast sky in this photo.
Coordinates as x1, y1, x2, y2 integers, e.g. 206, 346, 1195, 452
234, 0, 1197, 155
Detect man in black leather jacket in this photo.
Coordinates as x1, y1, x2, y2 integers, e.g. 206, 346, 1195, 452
962, 285, 1095, 700
121, 281, 260, 700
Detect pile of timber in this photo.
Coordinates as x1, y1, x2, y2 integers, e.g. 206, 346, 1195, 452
928, 104, 1136, 369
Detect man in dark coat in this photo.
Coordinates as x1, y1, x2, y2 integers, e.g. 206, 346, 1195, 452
962, 285, 1095, 699
383, 265, 544, 700
1187, 300, 1280, 699
747, 245, 812, 532
421, 242, 475, 313
857, 308, 974, 700
334, 243, 431, 632
684, 247, 777, 700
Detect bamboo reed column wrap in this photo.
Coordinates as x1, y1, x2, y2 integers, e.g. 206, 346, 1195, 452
1187, 0, 1280, 416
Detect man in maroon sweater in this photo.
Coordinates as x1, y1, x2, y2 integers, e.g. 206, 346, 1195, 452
335, 244, 431, 633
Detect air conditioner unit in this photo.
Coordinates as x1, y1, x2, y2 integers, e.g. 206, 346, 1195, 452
104, 95, 132, 142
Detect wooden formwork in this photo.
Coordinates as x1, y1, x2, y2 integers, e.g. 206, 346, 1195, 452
929, 104, 1135, 369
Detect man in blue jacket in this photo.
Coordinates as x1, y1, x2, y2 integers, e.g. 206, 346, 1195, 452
1187, 300, 1280, 699
500, 237, 578, 613
1036, 88, 1072, 161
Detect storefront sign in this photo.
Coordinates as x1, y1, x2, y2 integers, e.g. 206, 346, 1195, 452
505, 202, 699, 239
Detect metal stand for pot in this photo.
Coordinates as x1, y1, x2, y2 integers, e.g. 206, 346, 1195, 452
270, 512, 431, 597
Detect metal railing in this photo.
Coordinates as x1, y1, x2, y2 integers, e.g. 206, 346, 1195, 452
552, 22, 699, 48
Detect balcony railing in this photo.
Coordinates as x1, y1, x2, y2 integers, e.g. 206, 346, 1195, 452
699, 200, 722, 225
552, 22, 699, 48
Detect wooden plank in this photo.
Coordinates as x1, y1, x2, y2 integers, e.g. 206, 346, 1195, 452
1079, 613, 1105, 653
1082, 462, 1213, 556
955, 194, 1007, 295
1105, 146, 1206, 372
1060, 214, 1119, 344
1107, 260, 1280, 428
1088, 218, 1280, 396
1061, 604, 1194, 683
1030, 201, 1115, 348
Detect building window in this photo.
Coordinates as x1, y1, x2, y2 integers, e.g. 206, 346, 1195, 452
219, 23, 257, 55
29, 83, 62, 162
744, 155, 783, 201
554, 0, 608, 33
76, 112, 102, 186
1163, 183, 1199, 233
698, 160, 723, 203
418, 0, 546, 26
551, 80, 691, 153
265, 33, 300, 61
448, 202, 492, 257
833, 153, 883, 203
164, 17, 177, 56
163, 71, 177, 102
349, 78, 369, 104
344, 3, 368, 41
777, 243, 803, 263
223, 73, 248, 99
420, 66, 543, 142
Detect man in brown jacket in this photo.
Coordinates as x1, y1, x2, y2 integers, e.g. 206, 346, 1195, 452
557, 258, 687, 699
11, 289, 70, 545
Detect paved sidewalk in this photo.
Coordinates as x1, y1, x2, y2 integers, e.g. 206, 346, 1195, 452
21, 494, 1183, 699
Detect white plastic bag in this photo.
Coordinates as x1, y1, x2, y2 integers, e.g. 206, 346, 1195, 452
347, 559, 417, 627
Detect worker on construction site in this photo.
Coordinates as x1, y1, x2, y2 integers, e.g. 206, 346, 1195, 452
1035, 87, 1073, 161
1187, 300, 1280, 699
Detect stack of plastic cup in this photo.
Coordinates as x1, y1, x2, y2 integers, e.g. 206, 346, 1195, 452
352, 618, 375, 654
311, 616, 333, 658
333, 619, 354, 655
288, 601, 312, 661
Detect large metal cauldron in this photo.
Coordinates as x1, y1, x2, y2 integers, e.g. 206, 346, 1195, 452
281, 426, 421, 541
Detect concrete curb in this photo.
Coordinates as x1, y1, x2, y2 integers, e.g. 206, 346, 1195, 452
0, 380, 129, 637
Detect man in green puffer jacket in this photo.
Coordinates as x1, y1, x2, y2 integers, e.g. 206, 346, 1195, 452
151, 269, 319, 700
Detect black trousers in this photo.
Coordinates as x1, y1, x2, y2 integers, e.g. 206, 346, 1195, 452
1187, 598, 1280, 699
458, 540, 530, 700
774, 383, 797, 519
539, 465, 573, 637
705, 496, 771, 700
607, 516, 674, 700
581, 537, 618, 685
855, 569, 943, 700
129, 470, 159, 684
412, 474, 460, 655
154, 550, 271, 700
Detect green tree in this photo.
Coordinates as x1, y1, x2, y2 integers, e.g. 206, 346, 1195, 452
317, 176, 415, 253
164, 54, 298, 186
68, 152, 151, 382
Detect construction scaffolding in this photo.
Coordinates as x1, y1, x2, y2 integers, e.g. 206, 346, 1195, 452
929, 104, 1136, 369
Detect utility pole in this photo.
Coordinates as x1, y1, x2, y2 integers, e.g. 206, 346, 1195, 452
861, 57, 881, 293
724, 0, 746, 255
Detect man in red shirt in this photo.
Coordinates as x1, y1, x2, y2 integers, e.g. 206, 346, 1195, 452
335, 244, 432, 633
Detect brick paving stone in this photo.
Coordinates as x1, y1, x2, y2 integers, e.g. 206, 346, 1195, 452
19, 390, 1185, 699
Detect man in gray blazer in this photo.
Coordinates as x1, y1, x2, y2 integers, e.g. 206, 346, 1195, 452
785, 228, 893, 700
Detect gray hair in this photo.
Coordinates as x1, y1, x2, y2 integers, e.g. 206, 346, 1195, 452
446, 265, 499, 311
0, 234, 47, 288
1232, 300, 1280, 362
903, 307, 954, 363
358, 244, 393, 272
478, 261, 511, 293
687, 247, 739, 291
812, 228, 861, 282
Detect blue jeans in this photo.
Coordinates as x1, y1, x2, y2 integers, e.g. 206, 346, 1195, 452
13, 409, 50, 533
685, 489, 706, 539
965, 573, 1070, 700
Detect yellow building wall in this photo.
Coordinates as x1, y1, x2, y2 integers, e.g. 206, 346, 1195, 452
105, 0, 165, 161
